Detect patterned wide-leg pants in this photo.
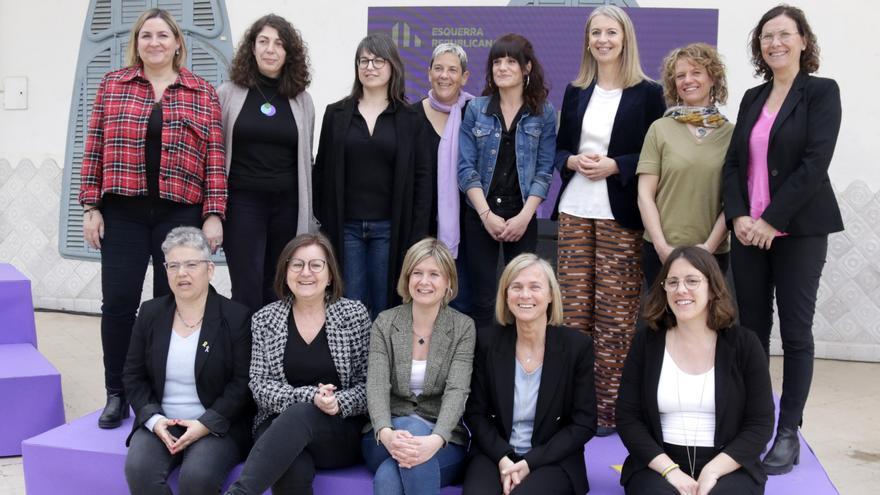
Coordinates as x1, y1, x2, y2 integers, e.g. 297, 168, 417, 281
557, 213, 643, 427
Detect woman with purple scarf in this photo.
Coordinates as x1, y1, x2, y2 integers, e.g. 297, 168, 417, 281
416, 43, 475, 315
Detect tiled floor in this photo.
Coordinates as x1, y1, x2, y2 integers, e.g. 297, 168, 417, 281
1, 311, 879, 494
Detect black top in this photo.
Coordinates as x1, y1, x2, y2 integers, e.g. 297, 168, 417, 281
615, 325, 774, 485
486, 94, 524, 203
284, 318, 340, 388
343, 103, 397, 220
722, 72, 843, 235
229, 74, 299, 192
415, 100, 442, 235
103, 102, 181, 216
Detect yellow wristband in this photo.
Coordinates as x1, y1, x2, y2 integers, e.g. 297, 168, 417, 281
661, 463, 680, 478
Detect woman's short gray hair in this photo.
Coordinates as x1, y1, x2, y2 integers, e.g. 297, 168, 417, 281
430, 42, 468, 71
161, 226, 211, 259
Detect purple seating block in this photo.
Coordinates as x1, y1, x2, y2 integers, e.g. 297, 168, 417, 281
0, 344, 65, 456
23, 407, 838, 494
0, 263, 37, 346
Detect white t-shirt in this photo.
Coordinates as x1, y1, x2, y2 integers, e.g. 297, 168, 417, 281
657, 348, 716, 447
558, 86, 622, 220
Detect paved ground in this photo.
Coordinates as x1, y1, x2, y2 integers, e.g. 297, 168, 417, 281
1, 311, 879, 494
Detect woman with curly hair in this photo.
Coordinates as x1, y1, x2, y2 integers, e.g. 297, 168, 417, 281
457, 33, 557, 329
218, 14, 316, 313
723, 5, 842, 475
637, 43, 733, 287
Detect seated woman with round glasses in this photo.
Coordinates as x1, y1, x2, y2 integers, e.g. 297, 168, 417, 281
123, 226, 253, 494
225, 233, 371, 494
616, 246, 774, 495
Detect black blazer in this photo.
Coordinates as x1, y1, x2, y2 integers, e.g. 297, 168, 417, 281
313, 97, 432, 306
722, 72, 843, 235
554, 80, 665, 230
465, 325, 598, 494
615, 326, 774, 486
123, 287, 254, 455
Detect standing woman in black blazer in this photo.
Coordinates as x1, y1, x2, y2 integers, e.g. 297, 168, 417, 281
722, 5, 842, 475
617, 247, 774, 495
313, 33, 431, 319
123, 227, 253, 494
464, 254, 597, 495
554, 5, 665, 435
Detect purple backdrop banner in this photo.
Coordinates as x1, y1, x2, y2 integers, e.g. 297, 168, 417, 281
367, 6, 719, 218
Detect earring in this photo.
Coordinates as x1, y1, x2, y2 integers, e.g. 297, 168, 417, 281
175, 49, 180, 56
525, 74, 531, 88
710, 86, 717, 104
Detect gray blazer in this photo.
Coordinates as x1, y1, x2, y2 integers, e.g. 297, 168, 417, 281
366, 304, 475, 446
217, 82, 317, 233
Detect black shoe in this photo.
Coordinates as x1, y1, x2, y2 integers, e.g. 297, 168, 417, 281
762, 426, 800, 475
98, 393, 130, 429
596, 425, 617, 437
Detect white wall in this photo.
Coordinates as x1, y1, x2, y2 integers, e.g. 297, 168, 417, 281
1, 0, 879, 360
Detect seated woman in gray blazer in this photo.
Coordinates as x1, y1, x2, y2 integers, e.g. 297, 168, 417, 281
225, 233, 371, 494
364, 238, 476, 495
124, 227, 253, 495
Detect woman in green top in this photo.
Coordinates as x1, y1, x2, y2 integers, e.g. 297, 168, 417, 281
637, 43, 734, 287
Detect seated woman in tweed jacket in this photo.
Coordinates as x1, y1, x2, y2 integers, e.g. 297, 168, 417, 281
364, 238, 476, 495
225, 233, 371, 495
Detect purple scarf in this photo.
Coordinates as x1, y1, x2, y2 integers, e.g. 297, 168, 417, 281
428, 89, 474, 258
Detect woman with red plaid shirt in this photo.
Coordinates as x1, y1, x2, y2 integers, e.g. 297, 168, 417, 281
78, 8, 227, 430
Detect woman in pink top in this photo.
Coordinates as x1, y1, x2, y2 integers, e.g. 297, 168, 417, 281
722, 5, 842, 476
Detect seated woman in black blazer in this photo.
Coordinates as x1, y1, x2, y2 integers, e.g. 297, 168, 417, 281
123, 227, 253, 495
463, 253, 597, 495
616, 247, 774, 495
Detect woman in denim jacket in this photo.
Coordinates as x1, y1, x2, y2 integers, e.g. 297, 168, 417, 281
457, 33, 556, 329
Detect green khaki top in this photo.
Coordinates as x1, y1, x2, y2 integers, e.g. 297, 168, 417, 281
637, 117, 734, 253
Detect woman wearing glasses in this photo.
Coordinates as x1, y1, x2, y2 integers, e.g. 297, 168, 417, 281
123, 227, 252, 495
313, 33, 431, 319
219, 14, 316, 314
617, 247, 773, 495
225, 233, 371, 494
722, 5, 842, 475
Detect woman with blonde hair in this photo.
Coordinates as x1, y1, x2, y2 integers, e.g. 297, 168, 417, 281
364, 238, 476, 494
80, 8, 226, 429
637, 43, 734, 287
554, 4, 665, 435
463, 253, 597, 494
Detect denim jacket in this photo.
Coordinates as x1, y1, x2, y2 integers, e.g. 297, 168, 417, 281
457, 96, 557, 205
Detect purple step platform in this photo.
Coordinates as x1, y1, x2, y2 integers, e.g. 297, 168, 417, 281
0, 344, 65, 456
23, 407, 838, 494
0, 263, 37, 346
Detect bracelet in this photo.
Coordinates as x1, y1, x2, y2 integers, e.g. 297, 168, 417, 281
478, 208, 491, 218
83, 206, 99, 214
661, 463, 680, 479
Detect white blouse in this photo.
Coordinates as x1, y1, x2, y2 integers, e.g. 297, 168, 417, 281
657, 348, 716, 447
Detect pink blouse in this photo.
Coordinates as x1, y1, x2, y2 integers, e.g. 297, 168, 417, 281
747, 106, 786, 236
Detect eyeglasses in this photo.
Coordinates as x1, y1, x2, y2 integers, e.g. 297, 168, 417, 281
288, 258, 327, 273
759, 30, 799, 45
661, 276, 704, 292
358, 57, 387, 69
164, 260, 210, 273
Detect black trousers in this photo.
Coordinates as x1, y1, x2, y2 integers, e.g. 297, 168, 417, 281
100, 201, 201, 393
731, 234, 827, 428
223, 189, 299, 314
641, 241, 730, 291
462, 452, 574, 495
226, 402, 364, 495
625, 444, 763, 494
462, 198, 538, 329
125, 426, 241, 495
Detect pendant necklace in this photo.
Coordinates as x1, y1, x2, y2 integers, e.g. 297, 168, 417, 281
254, 84, 277, 117
675, 339, 709, 478
413, 330, 430, 345
695, 126, 709, 139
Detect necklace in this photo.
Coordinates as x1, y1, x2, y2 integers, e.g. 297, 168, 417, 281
175, 308, 204, 330
672, 332, 710, 478
254, 84, 277, 116
413, 330, 430, 345
694, 126, 709, 139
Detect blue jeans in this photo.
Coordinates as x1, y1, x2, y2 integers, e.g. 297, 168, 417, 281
362, 416, 466, 495
343, 220, 391, 319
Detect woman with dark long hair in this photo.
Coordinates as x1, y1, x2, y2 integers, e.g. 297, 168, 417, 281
457, 33, 557, 329
313, 33, 431, 319
218, 14, 316, 314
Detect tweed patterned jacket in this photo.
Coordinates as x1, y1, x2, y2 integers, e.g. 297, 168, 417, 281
249, 296, 371, 432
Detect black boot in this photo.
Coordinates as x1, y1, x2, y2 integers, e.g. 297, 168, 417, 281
762, 426, 800, 475
98, 392, 130, 429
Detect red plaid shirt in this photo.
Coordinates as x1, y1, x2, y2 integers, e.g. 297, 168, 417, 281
79, 66, 227, 219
